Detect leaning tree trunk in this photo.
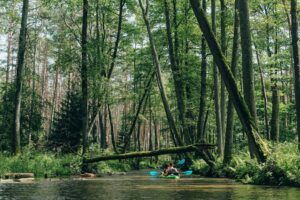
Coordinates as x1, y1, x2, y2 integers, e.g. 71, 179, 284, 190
138, 0, 183, 147
13, 0, 29, 155
223, 0, 239, 165
291, 0, 300, 151
190, 0, 269, 163
81, 0, 89, 155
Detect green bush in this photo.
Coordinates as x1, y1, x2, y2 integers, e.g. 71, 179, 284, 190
0, 151, 81, 178
192, 142, 300, 187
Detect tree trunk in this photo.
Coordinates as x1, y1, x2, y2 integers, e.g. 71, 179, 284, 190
123, 71, 155, 151
197, 0, 207, 142
12, 0, 29, 155
254, 43, 270, 139
211, 0, 223, 155
81, 0, 89, 155
291, 0, 300, 151
138, 0, 183, 147
84, 143, 215, 163
220, 0, 227, 138
223, 0, 239, 165
164, 0, 186, 142
239, 0, 257, 122
107, 0, 125, 79
270, 85, 279, 142
239, 0, 257, 158
190, 0, 269, 163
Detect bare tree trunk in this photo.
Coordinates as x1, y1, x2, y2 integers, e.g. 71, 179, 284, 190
107, 0, 125, 79
239, 0, 257, 122
220, 0, 227, 138
48, 66, 59, 135
164, 0, 186, 142
13, 0, 29, 154
270, 85, 279, 142
290, 0, 300, 151
190, 0, 269, 163
81, 0, 89, 155
223, 0, 239, 165
254, 43, 270, 139
239, 0, 257, 158
138, 0, 183, 147
6, 31, 13, 90
108, 104, 118, 153
211, 0, 223, 155
197, 0, 207, 142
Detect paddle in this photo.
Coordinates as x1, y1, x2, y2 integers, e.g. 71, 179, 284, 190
149, 170, 193, 176
149, 171, 160, 176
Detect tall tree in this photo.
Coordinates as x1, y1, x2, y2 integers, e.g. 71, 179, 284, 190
270, 84, 279, 142
197, 0, 208, 142
212, 0, 223, 155
220, 0, 227, 137
138, 0, 183, 147
239, 0, 257, 122
81, 0, 89, 155
190, 0, 269, 163
239, 0, 256, 158
12, 0, 29, 154
291, 0, 300, 151
223, 0, 239, 165
164, 0, 187, 143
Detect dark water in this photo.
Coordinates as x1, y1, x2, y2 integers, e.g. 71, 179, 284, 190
1, 171, 299, 200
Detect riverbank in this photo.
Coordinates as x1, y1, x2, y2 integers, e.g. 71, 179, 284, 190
191, 142, 300, 187
1, 143, 299, 187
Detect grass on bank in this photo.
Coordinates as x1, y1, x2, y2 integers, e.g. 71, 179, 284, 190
191, 142, 300, 187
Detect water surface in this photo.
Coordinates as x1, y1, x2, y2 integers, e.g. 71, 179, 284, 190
1, 171, 299, 200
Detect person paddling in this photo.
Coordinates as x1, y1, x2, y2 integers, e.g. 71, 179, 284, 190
166, 163, 179, 176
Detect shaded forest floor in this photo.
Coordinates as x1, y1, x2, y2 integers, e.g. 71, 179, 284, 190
0, 143, 299, 187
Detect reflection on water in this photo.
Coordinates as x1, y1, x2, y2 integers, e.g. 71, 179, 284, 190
0, 172, 299, 200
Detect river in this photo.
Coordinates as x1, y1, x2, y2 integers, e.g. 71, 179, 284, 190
0, 170, 299, 200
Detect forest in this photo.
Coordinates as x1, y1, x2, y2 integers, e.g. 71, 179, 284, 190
0, 0, 300, 191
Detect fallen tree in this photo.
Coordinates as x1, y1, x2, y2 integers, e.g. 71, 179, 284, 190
83, 143, 215, 164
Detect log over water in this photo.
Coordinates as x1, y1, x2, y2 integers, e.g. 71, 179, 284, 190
83, 144, 215, 163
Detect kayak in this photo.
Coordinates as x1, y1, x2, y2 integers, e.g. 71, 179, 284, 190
159, 175, 180, 179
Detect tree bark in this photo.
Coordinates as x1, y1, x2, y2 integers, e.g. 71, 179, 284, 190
270, 85, 279, 142
211, 0, 223, 155
291, 0, 300, 151
81, 0, 89, 155
190, 0, 269, 163
254, 43, 270, 139
164, 0, 186, 142
138, 0, 183, 147
197, 0, 207, 142
84, 143, 215, 163
13, 0, 29, 154
123, 71, 155, 152
239, 0, 257, 122
220, 0, 227, 137
107, 0, 125, 79
223, 0, 239, 165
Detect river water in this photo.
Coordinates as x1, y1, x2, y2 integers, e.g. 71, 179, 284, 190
0, 171, 299, 200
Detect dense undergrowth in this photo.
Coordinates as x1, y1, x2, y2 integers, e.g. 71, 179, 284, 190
0, 146, 158, 178
191, 142, 300, 187
1, 143, 299, 188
